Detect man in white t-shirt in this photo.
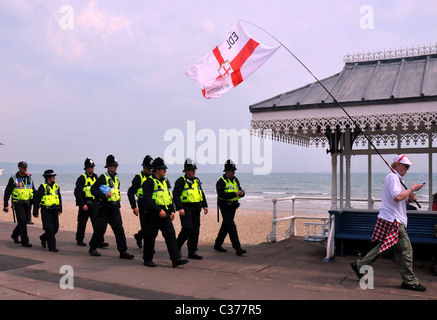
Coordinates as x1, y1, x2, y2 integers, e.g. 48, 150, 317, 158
351, 155, 426, 292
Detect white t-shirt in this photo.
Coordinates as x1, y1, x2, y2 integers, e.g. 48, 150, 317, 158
378, 171, 408, 226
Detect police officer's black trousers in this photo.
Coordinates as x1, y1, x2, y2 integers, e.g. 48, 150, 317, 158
89, 203, 127, 252
215, 201, 241, 250
136, 203, 147, 239
12, 202, 31, 245
177, 205, 201, 253
75, 203, 98, 242
40, 208, 59, 250
143, 214, 180, 262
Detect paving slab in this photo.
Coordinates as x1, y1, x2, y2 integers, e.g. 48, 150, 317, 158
0, 220, 436, 313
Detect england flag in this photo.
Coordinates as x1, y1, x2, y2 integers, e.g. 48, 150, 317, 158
185, 23, 280, 99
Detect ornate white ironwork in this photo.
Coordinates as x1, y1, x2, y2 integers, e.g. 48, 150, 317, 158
251, 111, 437, 148
344, 43, 437, 63
353, 132, 432, 147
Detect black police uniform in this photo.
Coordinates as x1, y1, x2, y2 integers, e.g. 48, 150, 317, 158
3, 170, 36, 246
127, 155, 153, 248
33, 170, 62, 252
173, 174, 208, 258
214, 161, 247, 255
142, 157, 188, 267
88, 155, 133, 259
74, 171, 99, 246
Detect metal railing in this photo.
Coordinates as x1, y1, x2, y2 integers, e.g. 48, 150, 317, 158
266, 195, 381, 243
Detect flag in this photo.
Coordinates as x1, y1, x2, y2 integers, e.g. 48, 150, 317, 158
185, 23, 280, 99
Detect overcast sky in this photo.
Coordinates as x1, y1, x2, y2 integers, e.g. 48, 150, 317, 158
1, 0, 436, 174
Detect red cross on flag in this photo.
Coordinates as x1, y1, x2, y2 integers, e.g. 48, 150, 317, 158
185, 23, 280, 99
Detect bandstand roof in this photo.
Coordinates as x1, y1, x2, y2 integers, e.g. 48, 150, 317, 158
250, 46, 437, 148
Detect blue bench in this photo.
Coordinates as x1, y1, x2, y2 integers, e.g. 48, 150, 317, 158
407, 212, 437, 245
329, 209, 437, 257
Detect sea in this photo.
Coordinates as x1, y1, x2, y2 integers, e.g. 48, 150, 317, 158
1, 171, 434, 216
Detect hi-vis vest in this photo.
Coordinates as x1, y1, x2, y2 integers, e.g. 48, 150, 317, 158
41, 183, 60, 207
104, 173, 121, 202
218, 176, 240, 202
151, 177, 172, 208
135, 172, 149, 199
83, 174, 96, 199
181, 176, 203, 203
12, 175, 34, 202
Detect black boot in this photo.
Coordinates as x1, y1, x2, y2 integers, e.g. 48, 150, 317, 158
172, 258, 189, 268
40, 235, 46, 248
236, 248, 247, 256
11, 234, 20, 244
213, 244, 227, 252
188, 252, 203, 260
134, 233, 142, 249
89, 248, 101, 256
119, 251, 134, 259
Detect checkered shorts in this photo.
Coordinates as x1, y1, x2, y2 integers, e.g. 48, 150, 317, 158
371, 217, 400, 254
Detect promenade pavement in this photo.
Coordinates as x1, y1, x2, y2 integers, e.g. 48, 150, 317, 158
1, 220, 436, 304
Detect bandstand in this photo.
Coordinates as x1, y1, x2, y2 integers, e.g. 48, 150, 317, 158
249, 45, 437, 260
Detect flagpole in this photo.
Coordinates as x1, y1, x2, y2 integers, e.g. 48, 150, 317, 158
239, 20, 421, 208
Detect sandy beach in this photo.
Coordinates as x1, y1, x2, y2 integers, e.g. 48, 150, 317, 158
0, 200, 327, 247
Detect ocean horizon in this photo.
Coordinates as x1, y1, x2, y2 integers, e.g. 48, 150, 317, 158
1, 171, 434, 215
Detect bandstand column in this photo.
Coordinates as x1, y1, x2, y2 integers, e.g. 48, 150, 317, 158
331, 153, 338, 210
429, 131, 433, 211
345, 154, 351, 208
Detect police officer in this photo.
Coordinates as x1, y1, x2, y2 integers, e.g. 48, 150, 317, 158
88, 155, 134, 259
127, 155, 153, 249
174, 158, 208, 259
74, 158, 107, 247
214, 160, 247, 256
3, 161, 36, 247
33, 169, 62, 252
142, 157, 188, 268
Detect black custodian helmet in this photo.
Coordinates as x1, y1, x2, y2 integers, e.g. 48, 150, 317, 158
183, 158, 197, 172
142, 155, 153, 169
152, 157, 168, 170
105, 154, 119, 168
223, 159, 237, 172
84, 158, 95, 170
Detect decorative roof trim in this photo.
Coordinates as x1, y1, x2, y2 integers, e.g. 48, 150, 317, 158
250, 111, 437, 147
344, 43, 437, 63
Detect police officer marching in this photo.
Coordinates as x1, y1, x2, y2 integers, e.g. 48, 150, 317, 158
74, 158, 107, 247
3, 161, 36, 247
33, 169, 62, 252
174, 158, 208, 260
127, 155, 153, 249
88, 155, 134, 259
214, 160, 247, 256
142, 157, 189, 268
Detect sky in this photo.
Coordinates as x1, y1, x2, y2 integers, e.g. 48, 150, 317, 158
0, 0, 436, 174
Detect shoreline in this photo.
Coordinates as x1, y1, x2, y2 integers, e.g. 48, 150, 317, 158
0, 200, 328, 246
